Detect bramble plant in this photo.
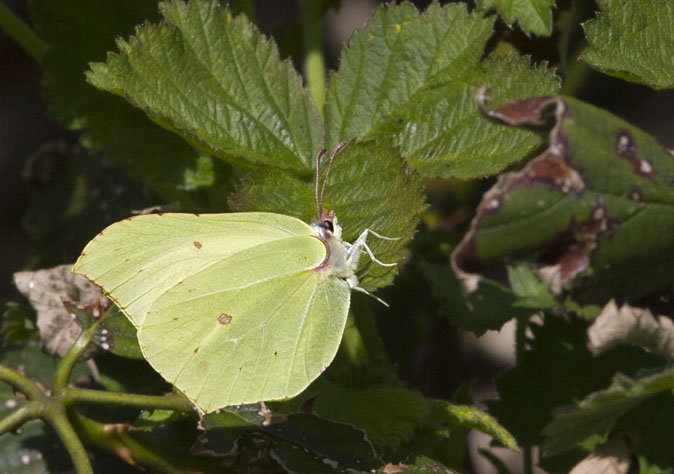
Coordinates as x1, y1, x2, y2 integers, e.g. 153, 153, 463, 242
1, 0, 673, 473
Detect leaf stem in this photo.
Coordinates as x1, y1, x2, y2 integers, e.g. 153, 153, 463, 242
299, 0, 326, 116
0, 365, 45, 401
64, 388, 193, 412
0, 402, 42, 435
0, 3, 47, 65
43, 405, 93, 474
71, 412, 208, 473
52, 318, 102, 392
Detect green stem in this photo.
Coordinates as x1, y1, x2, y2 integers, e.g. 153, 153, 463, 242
53, 319, 102, 392
64, 388, 193, 412
71, 413, 207, 474
44, 405, 93, 474
0, 402, 42, 435
0, 365, 45, 401
299, 0, 326, 116
0, 3, 47, 65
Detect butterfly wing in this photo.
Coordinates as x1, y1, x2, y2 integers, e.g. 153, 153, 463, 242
73, 212, 317, 327
138, 235, 350, 412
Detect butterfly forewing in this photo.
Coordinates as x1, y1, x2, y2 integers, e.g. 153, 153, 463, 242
73, 212, 317, 327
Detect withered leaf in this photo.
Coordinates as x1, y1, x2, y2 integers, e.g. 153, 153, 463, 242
13, 264, 106, 357
452, 90, 674, 303
587, 300, 674, 358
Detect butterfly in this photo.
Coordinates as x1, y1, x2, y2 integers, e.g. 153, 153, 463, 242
73, 142, 397, 412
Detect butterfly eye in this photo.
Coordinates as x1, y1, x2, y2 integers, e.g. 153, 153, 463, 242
320, 219, 334, 233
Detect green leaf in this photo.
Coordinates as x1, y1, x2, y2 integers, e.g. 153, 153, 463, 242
87, 0, 322, 172
542, 367, 674, 457
30, 0, 225, 204
452, 95, 674, 303
488, 314, 665, 447
420, 262, 547, 335
20, 144, 148, 268
202, 408, 379, 472
476, 0, 555, 36
325, 3, 560, 179
1, 303, 38, 346
312, 387, 429, 452
99, 306, 144, 359
580, 0, 674, 90
0, 419, 56, 474
230, 140, 427, 292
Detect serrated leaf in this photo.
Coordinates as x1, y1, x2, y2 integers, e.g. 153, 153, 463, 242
476, 0, 555, 36
542, 367, 674, 457
431, 400, 517, 451
87, 0, 322, 172
202, 409, 379, 472
312, 387, 428, 452
581, 0, 674, 90
420, 262, 548, 335
30, 0, 226, 204
325, 3, 560, 179
230, 140, 426, 292
487, 314, 664, 446
452, 94, 674, 303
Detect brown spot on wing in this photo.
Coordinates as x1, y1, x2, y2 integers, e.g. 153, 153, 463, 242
193, 241, 202, 249
218, 313, 232, 325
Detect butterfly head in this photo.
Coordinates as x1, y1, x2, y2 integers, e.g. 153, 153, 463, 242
312, 209, 343, 240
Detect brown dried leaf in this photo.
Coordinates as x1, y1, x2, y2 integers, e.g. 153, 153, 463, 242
13, 264, 106, 357
587, 299, 674, 358
568, 434, 631, 474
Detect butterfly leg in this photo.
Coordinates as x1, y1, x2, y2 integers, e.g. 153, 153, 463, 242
346, 275, 390, 307
346, 228, 399, 268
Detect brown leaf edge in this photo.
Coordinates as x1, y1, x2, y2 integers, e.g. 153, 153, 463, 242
450, 88, 616, 295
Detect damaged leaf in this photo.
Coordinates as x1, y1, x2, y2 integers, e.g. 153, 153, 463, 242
452, 91, 674, 304
588, 300, 674, 359
13, 265, 106, 357
568, 434, 632, 474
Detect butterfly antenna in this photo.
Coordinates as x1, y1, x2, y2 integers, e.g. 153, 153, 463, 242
314, 148, 327, 218
318, 141, 347, 217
